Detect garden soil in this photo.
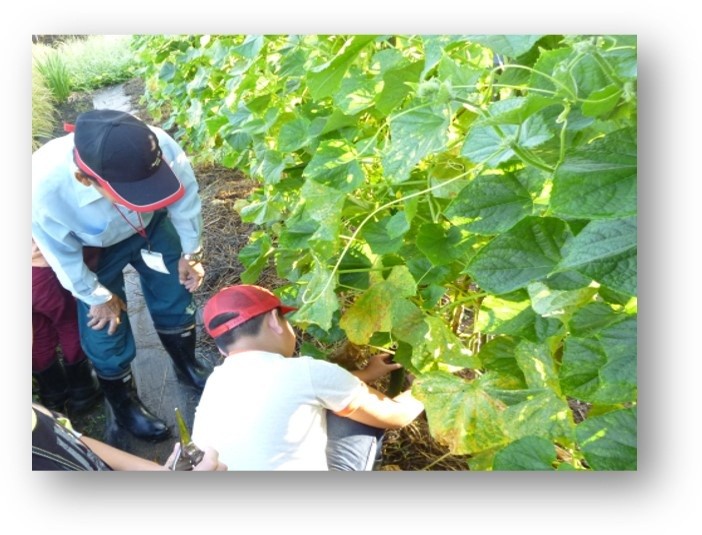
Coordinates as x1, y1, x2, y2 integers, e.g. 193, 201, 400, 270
35, 78, 467, 471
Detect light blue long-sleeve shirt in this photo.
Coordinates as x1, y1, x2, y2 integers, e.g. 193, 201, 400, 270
32, 126, 202, 306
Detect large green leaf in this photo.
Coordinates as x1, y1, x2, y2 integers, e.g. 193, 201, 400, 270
292, 264, 339, 330
551, 128, 637, 219
390, 299, 428, 348
466, 216, 572, 295
229, 35, 264, 59
338, 245, 372, 291
462, 115, 554, 168
476, 291, 534, 334
361, 216, 405, 255
339, 265, 417, 344
445, 173, 533, 234
298, 180, 346, 260
481, 96, 559, 126
307, 35, 376, 100
299, 179, 345, 225
375, 59, 424, 116
253, 150, 287, 185
568, 302, 628, 337
237, 196, 283, 225
333, 69, 377, 115
382, 102, 450, 184
504, 390, 576, 445
476, 290, 562, 342
278, 117, 311, 152
414, 371, 509, 455
303, 139, 365, 193
278, 218, 318, 250
576, 407, 637, 470
514, 340, 561, 394
467, 35, 543, 58
238, 232, 273, 284
415, 223, 473, 267
477, 336, 526, 385
414, 316, 480, 371
582, 84, 623, 117
560, 316, 637, 404
460, 123, 514, 167
557, 216, 637, 297
527, 280, 598, 318
493, 436, 557, 470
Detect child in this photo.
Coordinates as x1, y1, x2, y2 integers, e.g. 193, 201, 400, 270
192, 284, 424, 470
32, 403, 226, 471
32, 239, 101, 413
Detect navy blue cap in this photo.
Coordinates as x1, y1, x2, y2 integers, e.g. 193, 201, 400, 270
73, 109, 184, 212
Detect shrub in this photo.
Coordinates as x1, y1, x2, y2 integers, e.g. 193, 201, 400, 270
33, 45, 72, 103
31, 62, 56, 150
57, 35, 137, 92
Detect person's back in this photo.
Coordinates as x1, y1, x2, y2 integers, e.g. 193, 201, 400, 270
193, 350, 366, 470
192, 284, 425, 471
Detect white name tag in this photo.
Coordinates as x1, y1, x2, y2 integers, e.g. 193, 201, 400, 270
141, 249, 170, 274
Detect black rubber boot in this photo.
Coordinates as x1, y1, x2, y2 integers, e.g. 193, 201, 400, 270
33, 359, 69, 411
64, 358, 103, 414
157, 325, 212, 391
98, 372, 170, 441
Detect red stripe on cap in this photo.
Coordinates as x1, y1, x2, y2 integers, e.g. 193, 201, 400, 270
207, 316, 250, 339
103, 183, 185, 212
73, 147, 101, 180
73, 147, 185, 213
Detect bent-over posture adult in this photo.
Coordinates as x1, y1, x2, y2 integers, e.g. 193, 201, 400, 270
32, 109, 212, 441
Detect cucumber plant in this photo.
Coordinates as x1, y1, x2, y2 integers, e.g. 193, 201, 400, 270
135, 34, 637, 470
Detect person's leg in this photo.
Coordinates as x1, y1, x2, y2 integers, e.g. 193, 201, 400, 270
32, 312, 58, 373
76, 273, 135, 379
133, 211, 196, 331
78, 236, 169, 440
33, 267, 86, 365
325, 412, 385, 471
32, 267, 63, 371
134, 211, 211, 390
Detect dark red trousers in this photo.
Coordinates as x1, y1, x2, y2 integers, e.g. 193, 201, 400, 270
32, 266, 86, 372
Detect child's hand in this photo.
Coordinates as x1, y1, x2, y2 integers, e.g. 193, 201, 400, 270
356, 352, 402, 383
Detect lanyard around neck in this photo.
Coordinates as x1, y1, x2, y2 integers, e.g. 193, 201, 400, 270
112, 204, 150, 246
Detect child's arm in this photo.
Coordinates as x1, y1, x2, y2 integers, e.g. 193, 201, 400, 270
334, 383, 424, 430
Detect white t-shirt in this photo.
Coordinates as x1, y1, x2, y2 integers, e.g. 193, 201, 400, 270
192, 350, 365, 470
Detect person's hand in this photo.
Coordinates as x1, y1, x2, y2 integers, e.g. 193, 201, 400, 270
87, 294, 127, 335
192, 446, 227, 471
178, 257, 205, 292
355, 352, 402, 384
164, 443, 227, 471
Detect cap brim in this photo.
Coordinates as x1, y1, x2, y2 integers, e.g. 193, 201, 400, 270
97, 162, 184, 213
280, 305, 297, 315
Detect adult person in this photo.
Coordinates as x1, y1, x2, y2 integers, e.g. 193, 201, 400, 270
32, 238, 102, 413
32, 109, 212, 441
192, 284, 425, 470
32, 403, 226, 471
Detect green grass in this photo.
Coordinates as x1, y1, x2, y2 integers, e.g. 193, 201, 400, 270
32, 35, 138, 100
31, 62, 56, 150
33, 47, 72, 102
58, 35, 138, 92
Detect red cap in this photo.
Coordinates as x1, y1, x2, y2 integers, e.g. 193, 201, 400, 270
203, 285, 297, 338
